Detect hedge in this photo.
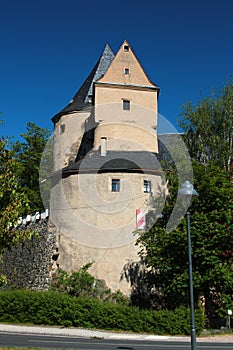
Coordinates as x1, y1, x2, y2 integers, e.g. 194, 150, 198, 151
0, 290, 205, 335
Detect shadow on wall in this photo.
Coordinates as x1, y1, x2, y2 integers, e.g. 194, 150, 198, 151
120, 259, 164, 309
75, 112, 97, 163
121, 256, 227, 330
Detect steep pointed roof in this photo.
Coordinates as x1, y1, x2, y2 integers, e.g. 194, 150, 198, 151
52, 44, 115, 123
96, 40, 159, 90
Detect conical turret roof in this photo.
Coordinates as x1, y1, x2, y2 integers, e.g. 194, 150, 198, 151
52, 44, 115, 123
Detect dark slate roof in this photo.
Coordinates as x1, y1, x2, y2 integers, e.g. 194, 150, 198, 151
52, 44, 115, 123
85, 44, 115, 100
61, 151, 163, 177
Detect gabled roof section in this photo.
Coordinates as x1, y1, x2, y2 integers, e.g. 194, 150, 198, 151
96, 40, 159, 90
52, 44, 115, 123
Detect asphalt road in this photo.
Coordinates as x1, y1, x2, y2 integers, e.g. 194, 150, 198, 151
0, 332, 233, 350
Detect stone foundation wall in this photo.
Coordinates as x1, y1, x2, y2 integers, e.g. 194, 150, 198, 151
0, 218, 58, 290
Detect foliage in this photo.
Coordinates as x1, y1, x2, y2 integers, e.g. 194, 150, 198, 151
50, 263, 95, 297
50, 264, 129, 305
12, 122, 51, 212
136, 162, 233, 327
38, 135, 53, 210
0, 139, 33, 255
179, 79, 233, 172
0, 289, 205, 335
0, 273, 7, 288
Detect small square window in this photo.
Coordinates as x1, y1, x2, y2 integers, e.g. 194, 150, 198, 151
124, 68, 129, 75
144, 180, 151, 193
112, 179, 120, 192
124, 45, 129, 52
60, 124, 65, 134
123, 99, 130, 111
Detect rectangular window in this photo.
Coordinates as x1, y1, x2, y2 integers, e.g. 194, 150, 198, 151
123, 99, 130, 111
124, 45, 129, 52
112, 179, 120, 192
60, 124, 65, 134
124, 68, 129, 74
144, 180, 151, 193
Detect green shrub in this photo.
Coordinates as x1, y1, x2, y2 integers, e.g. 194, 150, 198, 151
50, 265, 130, 306
50, 263, 95, 297
0, 290, 205, 335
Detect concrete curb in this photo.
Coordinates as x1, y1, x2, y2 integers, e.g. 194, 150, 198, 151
0, 324, 189, 341
0, 324, 233, 343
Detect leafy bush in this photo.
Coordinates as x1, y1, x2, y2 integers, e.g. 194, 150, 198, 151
50, 264, 95, 297
0, 290, 205, 335
50, 264, 129, 306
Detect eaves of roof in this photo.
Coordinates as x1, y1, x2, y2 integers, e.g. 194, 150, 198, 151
94, 81, 160, 92
62, 151, 162, 177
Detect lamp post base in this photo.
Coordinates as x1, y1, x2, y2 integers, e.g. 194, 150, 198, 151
191, 327, 196, 350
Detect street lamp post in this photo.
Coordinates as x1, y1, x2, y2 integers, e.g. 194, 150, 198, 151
178, 181, 198, 350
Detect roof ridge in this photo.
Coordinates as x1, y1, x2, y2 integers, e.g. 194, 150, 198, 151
85, 43, 115, 101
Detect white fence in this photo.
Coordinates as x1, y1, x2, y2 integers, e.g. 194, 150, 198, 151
17, 209, 49, 226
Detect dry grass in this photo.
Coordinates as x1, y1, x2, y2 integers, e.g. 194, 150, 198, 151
0, 348, 40, 350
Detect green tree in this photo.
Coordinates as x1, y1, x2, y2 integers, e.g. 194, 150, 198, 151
0, 137, 34, 285
0, 139, 31, 248
136, 163, 233, 326
12, 122, 51, 212
179, 79, 233, 172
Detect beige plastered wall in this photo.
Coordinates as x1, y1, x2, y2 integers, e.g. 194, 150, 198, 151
53, 110, 91, 171
94, 85, 158, 153
50, 172, 164, 293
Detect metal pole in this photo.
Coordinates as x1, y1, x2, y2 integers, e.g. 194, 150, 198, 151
186, 211, 196, 350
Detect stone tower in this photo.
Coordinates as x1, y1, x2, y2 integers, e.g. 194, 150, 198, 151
50, 40, 164, 293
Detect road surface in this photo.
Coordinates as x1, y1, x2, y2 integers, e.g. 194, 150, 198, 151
0, 331, 233, 349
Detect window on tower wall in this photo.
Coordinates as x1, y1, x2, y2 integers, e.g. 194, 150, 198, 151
144, 180, 151, 193
123, 99, 130, 111
112, 179, 120, 192
60, 124, 65, 134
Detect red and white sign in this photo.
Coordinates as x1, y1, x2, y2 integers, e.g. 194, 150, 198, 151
136, 209, 145, 230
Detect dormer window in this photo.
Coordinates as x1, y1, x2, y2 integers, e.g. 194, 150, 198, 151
124, 68, 129, 75
124, 45, 129, 52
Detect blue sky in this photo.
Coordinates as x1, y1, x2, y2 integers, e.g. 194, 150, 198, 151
0, 0, 232, 139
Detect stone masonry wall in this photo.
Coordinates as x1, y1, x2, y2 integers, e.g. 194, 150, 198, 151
0, 217, 58, 290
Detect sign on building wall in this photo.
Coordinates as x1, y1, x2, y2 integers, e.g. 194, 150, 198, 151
136, 208, 145, 230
